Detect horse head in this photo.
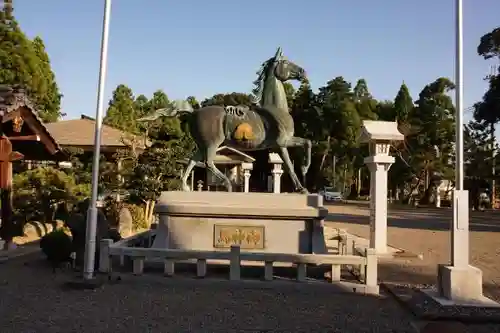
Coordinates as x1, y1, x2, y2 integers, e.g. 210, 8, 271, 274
272, 47, 307, 83
252, 47, 307, 108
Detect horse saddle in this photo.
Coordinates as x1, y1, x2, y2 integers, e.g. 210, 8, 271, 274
224, 105, 249, 117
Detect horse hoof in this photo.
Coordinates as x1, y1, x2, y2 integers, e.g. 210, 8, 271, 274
299, 188, 309, 194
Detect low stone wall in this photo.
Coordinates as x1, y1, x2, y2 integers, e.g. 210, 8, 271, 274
13, 221, 148, 246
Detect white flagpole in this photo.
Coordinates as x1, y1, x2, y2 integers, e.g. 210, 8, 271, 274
450, 0, 468, 269
83, 0, 112, 280
455, 0, 464, 191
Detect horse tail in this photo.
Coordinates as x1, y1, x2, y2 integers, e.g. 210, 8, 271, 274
137, 99, 194, 122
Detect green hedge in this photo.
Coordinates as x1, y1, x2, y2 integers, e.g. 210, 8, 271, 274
40, 229, 73, 265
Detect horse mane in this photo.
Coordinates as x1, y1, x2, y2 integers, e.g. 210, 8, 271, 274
251, 57, 276, 106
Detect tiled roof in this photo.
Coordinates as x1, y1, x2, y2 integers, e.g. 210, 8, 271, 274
44, 115, 149, 148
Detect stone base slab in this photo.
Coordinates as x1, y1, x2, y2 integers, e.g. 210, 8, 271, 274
437, 264, 488, 304
382, 283, 500, 323
421, 289, 499, 308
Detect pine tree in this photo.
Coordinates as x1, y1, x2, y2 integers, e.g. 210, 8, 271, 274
393, 82, 413, 122
31, 37, 62, 122
104, 84, 136, 132
353, 79, 377, 120
0, 1, 62, 122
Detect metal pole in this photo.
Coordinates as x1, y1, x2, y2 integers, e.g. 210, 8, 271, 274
455, 0, 464, 190
332, 155, 336, 188
83, 0, 112, 280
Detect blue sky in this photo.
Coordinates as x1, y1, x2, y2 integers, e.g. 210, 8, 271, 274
14, 0, 500, 120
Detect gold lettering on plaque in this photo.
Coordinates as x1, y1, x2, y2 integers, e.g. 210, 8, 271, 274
213, 225, 265, 249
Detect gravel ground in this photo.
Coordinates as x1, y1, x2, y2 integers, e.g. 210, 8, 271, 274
0, 254, 417, 333
325, 203, 500, 302
2, 203, 498, 332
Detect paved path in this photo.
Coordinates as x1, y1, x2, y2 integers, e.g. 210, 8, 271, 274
325, 203, 500, 301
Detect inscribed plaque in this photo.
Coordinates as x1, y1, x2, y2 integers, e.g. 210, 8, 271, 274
213, 224, 265, 249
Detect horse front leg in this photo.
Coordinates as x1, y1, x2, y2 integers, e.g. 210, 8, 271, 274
181, 150, 202, 191
287, 136, 312, 184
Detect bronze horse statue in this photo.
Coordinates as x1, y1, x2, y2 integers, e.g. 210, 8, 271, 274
140, 47, 312, 193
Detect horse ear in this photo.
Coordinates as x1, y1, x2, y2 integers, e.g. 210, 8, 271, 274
275, 47, 283, 59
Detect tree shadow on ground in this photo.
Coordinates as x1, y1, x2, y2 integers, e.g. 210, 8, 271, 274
377, 262, 500, 331
325, 212, 500, 232
378, 261, 500, 303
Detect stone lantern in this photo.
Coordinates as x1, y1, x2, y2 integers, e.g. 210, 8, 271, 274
360, 121, 404, 254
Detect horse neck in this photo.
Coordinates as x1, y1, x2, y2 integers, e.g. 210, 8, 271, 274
261, 76, 289, 112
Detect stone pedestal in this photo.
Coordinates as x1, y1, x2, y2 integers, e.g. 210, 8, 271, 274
433, 190, 489, 304
152, 191, 328, 257
365, 154, 394, 254
437, 264, 483, 302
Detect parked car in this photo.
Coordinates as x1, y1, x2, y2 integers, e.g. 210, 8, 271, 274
319, 187, 343, 202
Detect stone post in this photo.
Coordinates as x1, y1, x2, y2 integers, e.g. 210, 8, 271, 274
365, 153, 393, 254
98, 239, 113, 273
271, 166, 283, 194
435, 188, 441, 208
268, 153, 284, 194
431, 173, 443, 208
116, 158, 122, 202
241, 162, 253, 193
361, 121, 404, 254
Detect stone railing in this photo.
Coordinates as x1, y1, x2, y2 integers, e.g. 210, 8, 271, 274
335, 229, 421, 278
99, 231, 379, 295
336, 230, 375, 281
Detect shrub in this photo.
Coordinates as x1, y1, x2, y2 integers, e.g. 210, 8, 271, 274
13, 167, 91, 225
126, 204, 147, 230
40, 229, 73, 270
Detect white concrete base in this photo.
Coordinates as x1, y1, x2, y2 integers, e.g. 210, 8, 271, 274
422, 289, 500, 308
435, 264, 498, 306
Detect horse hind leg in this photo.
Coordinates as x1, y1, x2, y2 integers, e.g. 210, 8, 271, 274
205, 146, 232, 192
287, 136, 312, 188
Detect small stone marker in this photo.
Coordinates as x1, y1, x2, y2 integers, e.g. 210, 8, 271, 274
66, 202, 112, 267
66, 212, 86, 266
117, 206, 133, 237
